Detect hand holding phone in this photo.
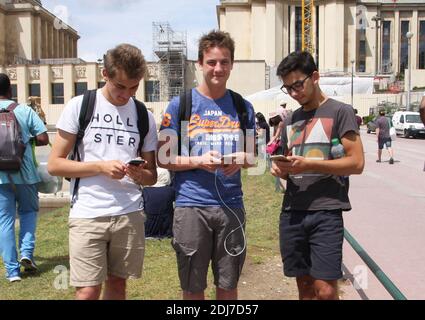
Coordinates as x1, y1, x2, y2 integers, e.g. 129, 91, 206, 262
270, 155, 291, 162
127, 158, 146, 166
221, 154, 238, 164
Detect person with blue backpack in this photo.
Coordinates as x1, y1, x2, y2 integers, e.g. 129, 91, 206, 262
48, 44, 158, 300
158, 30, 256, 300
0, 73, 49, 282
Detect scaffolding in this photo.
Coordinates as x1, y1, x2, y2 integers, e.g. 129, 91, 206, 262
152, 22, 187, 102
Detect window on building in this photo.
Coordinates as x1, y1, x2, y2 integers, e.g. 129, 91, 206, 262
145, 80, 160, 102
75, 82, 88, 96
419, 21, 425, 69
295, 6, 302, 51
28, 83, 40, 97
400, 20, 410, 74
11, 84, 17, 101
357, 24, 366, 72
51, 83, 64, 104
98, 81, 106, 88
382, 21, 392, 74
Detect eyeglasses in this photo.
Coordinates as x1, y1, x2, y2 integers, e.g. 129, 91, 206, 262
280, 74, 312, 94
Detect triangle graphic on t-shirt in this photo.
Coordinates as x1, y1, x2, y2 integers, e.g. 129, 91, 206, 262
304, 118, 333, 144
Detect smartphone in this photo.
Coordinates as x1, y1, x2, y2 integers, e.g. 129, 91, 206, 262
270, 155, 291, 162
127, 158, 146, 166
221, 155, 237, 163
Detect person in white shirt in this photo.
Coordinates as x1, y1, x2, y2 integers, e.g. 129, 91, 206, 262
48, 44, 158, 300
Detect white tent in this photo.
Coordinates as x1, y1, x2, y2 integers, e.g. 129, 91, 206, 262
245, 76, 374, 104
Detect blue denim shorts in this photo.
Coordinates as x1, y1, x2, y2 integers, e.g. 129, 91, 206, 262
279, 209, 344, 280
378, 137, 392, 149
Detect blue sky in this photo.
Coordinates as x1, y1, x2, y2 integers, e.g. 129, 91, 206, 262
42, 0, 219, 62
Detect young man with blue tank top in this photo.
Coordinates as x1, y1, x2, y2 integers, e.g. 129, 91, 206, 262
0, 73, 49, 282
158, 30, 256, 300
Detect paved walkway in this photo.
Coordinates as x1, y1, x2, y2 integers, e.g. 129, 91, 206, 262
342, 129, 425, 300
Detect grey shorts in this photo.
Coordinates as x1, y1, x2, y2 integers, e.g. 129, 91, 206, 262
279, 209, 344, 280
172, 207, 246, 293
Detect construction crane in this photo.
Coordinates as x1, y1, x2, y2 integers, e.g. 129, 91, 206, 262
301, 0, 314, 55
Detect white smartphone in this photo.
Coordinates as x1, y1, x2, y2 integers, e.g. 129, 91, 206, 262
221, 155, 238, 163
270, 155, 291, 162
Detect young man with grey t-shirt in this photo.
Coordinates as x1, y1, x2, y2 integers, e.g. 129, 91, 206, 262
271, 51, 365, 300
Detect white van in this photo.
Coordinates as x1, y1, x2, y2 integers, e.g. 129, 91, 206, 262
392, 111, 425, 138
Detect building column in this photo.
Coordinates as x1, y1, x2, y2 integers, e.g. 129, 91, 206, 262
290, 5, 296, 53
63, 64, 74, 103
54, 28, 59, 58
69, 36, 73, 58
59, 31, 64, 58
16, 66, 29, 104
265, 0, 277, 66
86, 63, 98, 90
73, 39, 78, 58
394, 10, 400, 73
411, 10, 418, 70
33, 16, 41, 60
49, 25, 54, 58
40, 65, 51, 107
41, 20, 47, 58
282, 4, 289, 58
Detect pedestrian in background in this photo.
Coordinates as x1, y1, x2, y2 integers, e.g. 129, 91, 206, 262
0, 73, 49, 282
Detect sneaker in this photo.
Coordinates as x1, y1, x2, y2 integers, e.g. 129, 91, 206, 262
376, 160, 381, 163
7, 276, 22, 283
20, 257, 38, 272
389, 158, 394, 164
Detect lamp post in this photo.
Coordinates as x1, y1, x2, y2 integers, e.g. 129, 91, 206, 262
351, 59, 355, 107
406, 31, 414, 111
371, 15, 382, 75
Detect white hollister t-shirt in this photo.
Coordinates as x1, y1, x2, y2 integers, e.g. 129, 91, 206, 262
56, 89, 158, 219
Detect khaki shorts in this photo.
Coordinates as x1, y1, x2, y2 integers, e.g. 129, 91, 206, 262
172, 207, 246, 293
68, 211, 146, 287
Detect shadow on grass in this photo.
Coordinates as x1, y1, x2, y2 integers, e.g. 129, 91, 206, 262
20, 255, 69, 279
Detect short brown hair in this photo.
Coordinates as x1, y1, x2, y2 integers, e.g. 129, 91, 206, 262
103, 44, 146, 80
198, 30, 235, 63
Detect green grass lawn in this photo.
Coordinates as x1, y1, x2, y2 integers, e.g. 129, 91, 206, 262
0, 170, 283, 300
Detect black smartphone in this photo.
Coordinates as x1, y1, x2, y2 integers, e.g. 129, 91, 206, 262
127, 159, 146, 166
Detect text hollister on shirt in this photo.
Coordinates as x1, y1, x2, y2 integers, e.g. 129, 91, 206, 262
91, 113, 138, 147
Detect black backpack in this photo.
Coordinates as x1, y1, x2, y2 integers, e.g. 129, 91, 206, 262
0, 103, 26, 172
177, 89, 248, 155
69, 90, 149, 206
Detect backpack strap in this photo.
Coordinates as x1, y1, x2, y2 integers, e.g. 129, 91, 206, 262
134, 99, 149, 156
6, 102, 19, 112
70, 89, 97, 207
177, 89, 192, 156
229, 89, 248, 152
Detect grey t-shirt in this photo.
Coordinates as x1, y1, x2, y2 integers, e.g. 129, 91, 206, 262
281, 98, 359, 212
376, 116, 390, 139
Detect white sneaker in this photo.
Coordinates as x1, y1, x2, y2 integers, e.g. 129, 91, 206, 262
20, 257, 38, 272
7, 276, 22, 283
